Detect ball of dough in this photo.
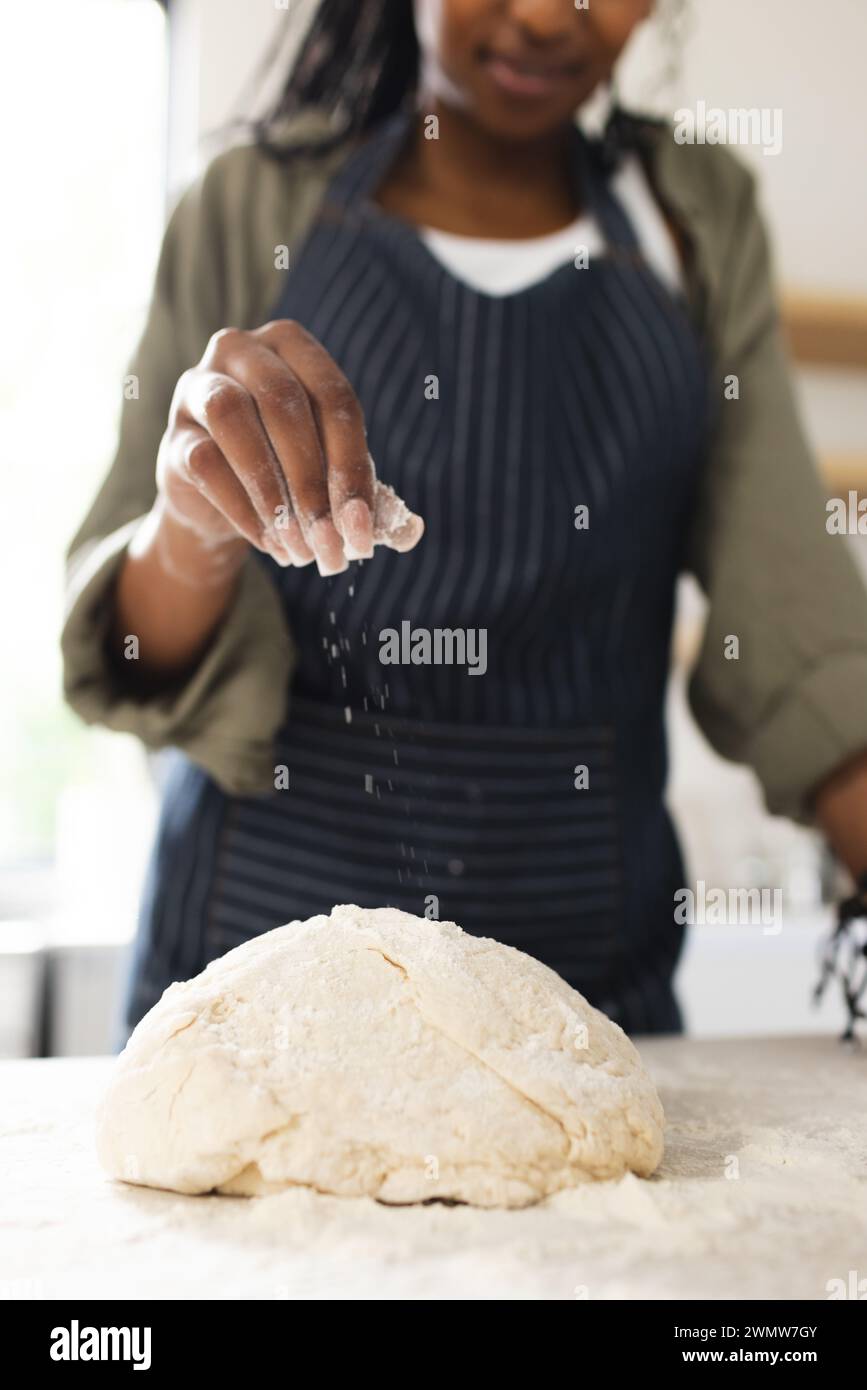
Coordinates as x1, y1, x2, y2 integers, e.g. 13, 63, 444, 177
97, 905, 664, 1206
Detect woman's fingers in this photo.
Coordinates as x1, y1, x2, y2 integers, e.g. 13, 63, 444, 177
173, 427, 272, 554
255, 320, 376, 560
213, 330, 346, 574
181, 357, 314, 567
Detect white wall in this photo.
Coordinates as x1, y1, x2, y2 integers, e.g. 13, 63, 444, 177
166, 0, 307, 194
662, 0, 867, 296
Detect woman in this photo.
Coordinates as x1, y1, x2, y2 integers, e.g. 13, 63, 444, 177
63, 0, 867, 1038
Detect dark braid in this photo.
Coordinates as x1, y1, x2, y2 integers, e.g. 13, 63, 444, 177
252, 0, 418, 161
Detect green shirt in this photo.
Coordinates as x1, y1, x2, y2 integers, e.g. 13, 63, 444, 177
62, 111, 867, 818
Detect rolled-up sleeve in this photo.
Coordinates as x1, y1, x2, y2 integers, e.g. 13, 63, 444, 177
685, 163, 867, 820
61, 150, 294, 795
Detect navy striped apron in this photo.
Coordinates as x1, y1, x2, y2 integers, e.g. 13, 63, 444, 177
124, 111, 708, 1040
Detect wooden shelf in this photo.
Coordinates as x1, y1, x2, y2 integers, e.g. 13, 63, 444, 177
782, 294, 867, 370
820, 454, 867, 492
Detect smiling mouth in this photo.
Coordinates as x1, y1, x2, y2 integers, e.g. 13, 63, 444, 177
480, 50, 583, 100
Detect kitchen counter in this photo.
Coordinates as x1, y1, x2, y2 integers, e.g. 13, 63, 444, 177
2, 1035, 865, 1301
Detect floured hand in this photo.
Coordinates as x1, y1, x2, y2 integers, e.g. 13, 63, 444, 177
157, 319, 424, 577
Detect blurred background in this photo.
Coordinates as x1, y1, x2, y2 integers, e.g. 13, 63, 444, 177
1, 0, 865, 1054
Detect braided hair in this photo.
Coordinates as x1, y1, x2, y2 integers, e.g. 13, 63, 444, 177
252, 0, 418, 160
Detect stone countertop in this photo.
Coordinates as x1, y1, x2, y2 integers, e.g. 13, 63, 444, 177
2, 1035, 865, 1301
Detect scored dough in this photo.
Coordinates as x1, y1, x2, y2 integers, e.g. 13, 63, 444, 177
97, 905, 664, 1207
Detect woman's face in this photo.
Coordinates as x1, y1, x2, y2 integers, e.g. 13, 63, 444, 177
414, 0, 652, 139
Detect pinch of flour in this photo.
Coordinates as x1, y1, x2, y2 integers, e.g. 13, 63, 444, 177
371, 481, 421, 547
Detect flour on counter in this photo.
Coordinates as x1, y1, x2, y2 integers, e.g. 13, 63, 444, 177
5, 1036, 867, 1299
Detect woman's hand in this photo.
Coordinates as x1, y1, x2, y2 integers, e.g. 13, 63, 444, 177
113, 321, 424, 685
158, 318, 424, 576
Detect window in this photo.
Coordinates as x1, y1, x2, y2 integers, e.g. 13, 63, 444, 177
0, 0, 167, 943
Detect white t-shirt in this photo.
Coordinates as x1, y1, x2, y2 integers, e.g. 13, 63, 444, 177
419, 152, 683, 298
